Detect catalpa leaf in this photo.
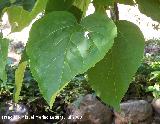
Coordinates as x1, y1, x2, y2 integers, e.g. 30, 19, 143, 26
136, 0, 160, 23
26, 11, 117, 107
22, 0, 37, 11
88, 21, 145, 110
0, 35, 9, 82
45, 0, 82, 22
45, 0, 90, 22
6, 0, 47, 32
11, 0, 37, 11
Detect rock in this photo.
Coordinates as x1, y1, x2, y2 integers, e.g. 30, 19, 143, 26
152, 116, 160, 124
63, 94, 113, 124
114, 100, 153, 124
152, 98, 160, 115
151, 99, 160, 124
0, 101, 29, 124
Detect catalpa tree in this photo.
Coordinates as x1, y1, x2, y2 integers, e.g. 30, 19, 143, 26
0, 0, 159, 109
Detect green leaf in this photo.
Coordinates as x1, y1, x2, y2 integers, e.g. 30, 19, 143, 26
68, 6, 83, 22
93, 0, 113, 13
14, 61, 27, 103
136, 0, 160, 22
45, 0, 83, 22
0, 35, 9, 82
11, 0, 37, 11
26, 11, 117, 107
45, 0, 90, 22
73, 0, 91, 16
6, 0, 47, 32
45, 0, 74, 14
88, 21, 145, 110
22, 0, 37, 11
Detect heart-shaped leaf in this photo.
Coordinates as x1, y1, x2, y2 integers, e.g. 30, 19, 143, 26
88, 21, 145, 110
26, 11, 117, 107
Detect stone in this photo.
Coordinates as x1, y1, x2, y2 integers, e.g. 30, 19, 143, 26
114, 100, 153, 124
152, 116, 160, 124
63, 94, 113, 124
152, 98, 160, 115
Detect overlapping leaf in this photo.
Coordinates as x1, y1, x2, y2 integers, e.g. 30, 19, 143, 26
136, 0, 160, 23
26, 11, 117, 107
88, 21, 145, 109
0, 35, 9, 82
11, 0, 37, 11
45, 0, 82, 21
73, 0, 91, 16
45, 0, 74, 14
45, 0, 90, 21
6, 0, 47, 32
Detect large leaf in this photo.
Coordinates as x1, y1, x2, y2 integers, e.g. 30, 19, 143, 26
88, 21, 145, 109
0, 35, 9, 82
14, 61, 27, 103
6, 0, 47, 32
136, 0, 160, 23
12, 0, 37, 11
26, 11, 117, 107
